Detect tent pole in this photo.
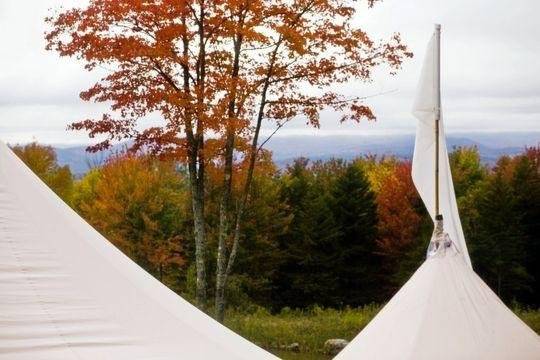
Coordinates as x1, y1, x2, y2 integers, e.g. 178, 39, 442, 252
435, 24, 441, 219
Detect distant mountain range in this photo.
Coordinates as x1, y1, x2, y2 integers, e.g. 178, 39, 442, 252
54, 132, 540, 176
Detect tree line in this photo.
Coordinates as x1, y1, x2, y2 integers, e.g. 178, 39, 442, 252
13, 143, 540, 315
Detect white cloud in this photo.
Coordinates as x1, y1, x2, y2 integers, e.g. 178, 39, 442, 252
0, 0, 538, 145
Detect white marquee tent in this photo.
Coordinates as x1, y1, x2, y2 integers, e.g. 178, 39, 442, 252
336, 25, 540, 360
0, 140, 276, 359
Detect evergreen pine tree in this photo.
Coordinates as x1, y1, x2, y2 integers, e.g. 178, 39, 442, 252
330, 164, 380, 306
471, 170, 530, 302
272, 159, 341, 309
510, 149, 540, 305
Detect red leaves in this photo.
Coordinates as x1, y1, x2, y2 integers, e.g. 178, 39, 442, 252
375, 161, 422, 256
69, 114, 136, 152
348, 103, 376, 122
46, 0, 412, 163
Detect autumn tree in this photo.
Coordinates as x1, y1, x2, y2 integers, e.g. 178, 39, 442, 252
46, 0, 411, 318
448, 146, 487, 258
375, 161, 421, 257
449, 146, 487, 199
12, 143, 74, 202
357, 158, 425, 291
355, 155, 399, 194
74, 155, 189, 289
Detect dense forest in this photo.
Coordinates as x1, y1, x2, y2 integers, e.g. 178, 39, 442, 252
12, 143, 540, 313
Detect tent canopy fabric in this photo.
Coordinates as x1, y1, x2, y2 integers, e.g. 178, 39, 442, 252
0, 140, 276, 359
336, 250, 540, 360
336, 26, 540, 360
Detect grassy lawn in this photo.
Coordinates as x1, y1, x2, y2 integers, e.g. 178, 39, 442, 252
225, 305, 540, 360
271, 350, 331, 360
225, 305, 378, 360
516, 307, 540, 333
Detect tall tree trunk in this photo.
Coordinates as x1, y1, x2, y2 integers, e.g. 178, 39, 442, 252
186, 132, 207, 307
215, 133, 233, 321
215, 39, 280, 322
223, 74, 270, 291
215, 2, 311, 321
191, 166, 207, 307
215, 21, 245, 322
180, 8, 208, 308
192, 2, 208, 309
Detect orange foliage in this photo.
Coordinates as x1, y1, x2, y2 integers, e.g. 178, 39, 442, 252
375, 161, 422, 256
12, 143, 74, 202
45, 0, 412, 159
75, 155, 187, 280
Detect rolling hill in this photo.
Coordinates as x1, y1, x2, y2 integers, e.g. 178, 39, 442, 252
54, 132, 539, 176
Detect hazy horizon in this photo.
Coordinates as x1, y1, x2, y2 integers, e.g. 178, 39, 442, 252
3, 129, 538, 149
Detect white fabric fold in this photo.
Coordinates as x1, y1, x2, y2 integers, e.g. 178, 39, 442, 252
411, 29, 472, 268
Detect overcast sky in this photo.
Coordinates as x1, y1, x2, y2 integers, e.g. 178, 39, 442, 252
0, 0, 539, 146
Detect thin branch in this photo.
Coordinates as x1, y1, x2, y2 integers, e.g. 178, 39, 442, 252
268, 52, 383, 85
265, 89, 398, 106
257, 118, 292, 152
258, 89, 398, 151
241, 44, 277, 52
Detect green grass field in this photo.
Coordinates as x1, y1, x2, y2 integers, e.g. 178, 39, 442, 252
225, 305, 540, 360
